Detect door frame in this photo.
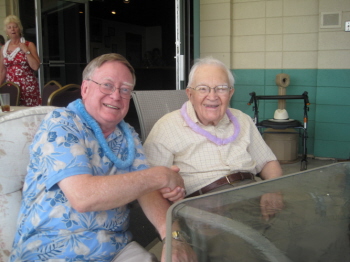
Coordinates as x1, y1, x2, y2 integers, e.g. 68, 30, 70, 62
175, 0, 197, 90
34, 0, 90, 90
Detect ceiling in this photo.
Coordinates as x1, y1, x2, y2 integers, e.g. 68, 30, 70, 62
89, 0, 174, 27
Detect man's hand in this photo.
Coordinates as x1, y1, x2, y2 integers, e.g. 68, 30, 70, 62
260, 192, 284, 221
160, 165, 186, 202
161, 239, 197, 262
160, 187, 185, 202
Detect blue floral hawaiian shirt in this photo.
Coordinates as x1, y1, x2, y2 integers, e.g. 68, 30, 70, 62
10, 101, 149, 261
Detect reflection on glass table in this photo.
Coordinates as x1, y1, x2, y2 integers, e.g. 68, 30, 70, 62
166, 162, 350, 262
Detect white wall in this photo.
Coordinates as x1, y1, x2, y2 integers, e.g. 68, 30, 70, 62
0, 0, 19, 38
200, 0, 232, 67
200, 0, 350, 70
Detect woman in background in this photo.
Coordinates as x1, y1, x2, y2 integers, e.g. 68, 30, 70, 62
0, 15, 41, 106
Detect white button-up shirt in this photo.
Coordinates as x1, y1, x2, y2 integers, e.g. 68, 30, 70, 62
144, 101, 277, 195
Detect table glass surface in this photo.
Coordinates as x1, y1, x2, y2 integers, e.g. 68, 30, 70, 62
166, 162, 350, 262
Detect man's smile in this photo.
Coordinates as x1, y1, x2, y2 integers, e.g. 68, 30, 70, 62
203, 104, 219, 108
103, 103, 119, 110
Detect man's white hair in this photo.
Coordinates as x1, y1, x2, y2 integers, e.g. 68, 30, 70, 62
187, 56, 235, 88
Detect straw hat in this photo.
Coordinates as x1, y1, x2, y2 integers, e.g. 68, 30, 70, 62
269, 109, 294, 122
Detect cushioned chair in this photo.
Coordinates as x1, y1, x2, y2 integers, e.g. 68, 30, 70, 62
42, 80, 62, 106
0, 106, 57, 261
127, 90, 188, 249
131, 90, 188, 142
47, 83, 81, 107
0, 81, 20, 106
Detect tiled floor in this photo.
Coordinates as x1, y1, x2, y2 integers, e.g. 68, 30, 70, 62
147, 157, 339, 259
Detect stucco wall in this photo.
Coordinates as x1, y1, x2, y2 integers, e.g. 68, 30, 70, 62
200, 0, 350, 159
1, 0, 349, 159
0, 0, 19, 37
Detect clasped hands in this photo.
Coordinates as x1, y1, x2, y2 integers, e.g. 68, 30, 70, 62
160, 165, 186, 202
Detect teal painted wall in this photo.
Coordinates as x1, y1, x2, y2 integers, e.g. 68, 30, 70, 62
231, 69, 350, 159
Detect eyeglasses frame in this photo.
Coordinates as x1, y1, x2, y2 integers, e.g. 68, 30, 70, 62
188, 85, 233, 95
87, 78, 133, 99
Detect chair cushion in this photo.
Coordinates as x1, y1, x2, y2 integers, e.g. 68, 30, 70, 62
259, 119, 302, 129
0, 106, 57, 262
131, 90, 187, 142
0, 190, 22, 260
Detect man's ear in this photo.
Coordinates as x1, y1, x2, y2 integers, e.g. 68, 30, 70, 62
229, 87, 235, 100
186, 88, 192, 100
81, 80, 89, 99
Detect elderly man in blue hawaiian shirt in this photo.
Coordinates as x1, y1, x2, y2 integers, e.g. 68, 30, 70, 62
9, 54, 194, 262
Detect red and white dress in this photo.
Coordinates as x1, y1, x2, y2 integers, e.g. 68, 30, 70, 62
3, 39, 42, 106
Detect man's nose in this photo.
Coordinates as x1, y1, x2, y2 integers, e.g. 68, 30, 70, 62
109, 88, 122, 100
207, 87, 218, 99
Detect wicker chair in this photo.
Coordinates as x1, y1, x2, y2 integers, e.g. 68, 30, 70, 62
0, 106, 58, 261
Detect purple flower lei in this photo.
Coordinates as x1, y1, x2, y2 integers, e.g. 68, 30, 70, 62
180, 102, 240, 146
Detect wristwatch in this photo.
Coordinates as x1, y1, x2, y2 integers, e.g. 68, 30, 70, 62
162, 230, 190, 245
172, 230, 182, 240
25, 51, 31, 55
172, 230, 190, 242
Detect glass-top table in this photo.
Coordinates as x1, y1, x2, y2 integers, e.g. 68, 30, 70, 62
166, 162, 350, 262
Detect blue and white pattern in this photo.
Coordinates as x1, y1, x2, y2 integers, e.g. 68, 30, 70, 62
9, 101, 149, 261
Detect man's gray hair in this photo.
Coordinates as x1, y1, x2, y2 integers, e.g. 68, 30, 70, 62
187, 56, 235, 88
83, 53, 136, 85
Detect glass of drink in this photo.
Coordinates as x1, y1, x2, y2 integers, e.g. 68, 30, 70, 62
0, 93, 10, 112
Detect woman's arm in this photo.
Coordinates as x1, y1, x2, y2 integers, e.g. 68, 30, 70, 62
0, 46, 6, 83
19, 41, 40, 70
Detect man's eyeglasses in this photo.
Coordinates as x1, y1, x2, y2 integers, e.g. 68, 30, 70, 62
87, 79, 133, 99
189, 85, 232, 95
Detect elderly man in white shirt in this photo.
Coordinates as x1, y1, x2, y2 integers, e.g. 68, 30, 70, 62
144, 57, 283, 221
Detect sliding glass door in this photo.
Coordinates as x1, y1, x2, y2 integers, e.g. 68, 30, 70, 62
30, 0, 193, 91
35, 0, 89, 87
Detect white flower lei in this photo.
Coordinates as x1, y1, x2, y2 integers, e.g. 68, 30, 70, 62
3, 37, 25, 61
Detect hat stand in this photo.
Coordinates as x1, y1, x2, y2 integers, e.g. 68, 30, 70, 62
266, 74, 299, 164
278, 82, 287, 109
278, 86, 286, 109
247, 75, 310, 171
